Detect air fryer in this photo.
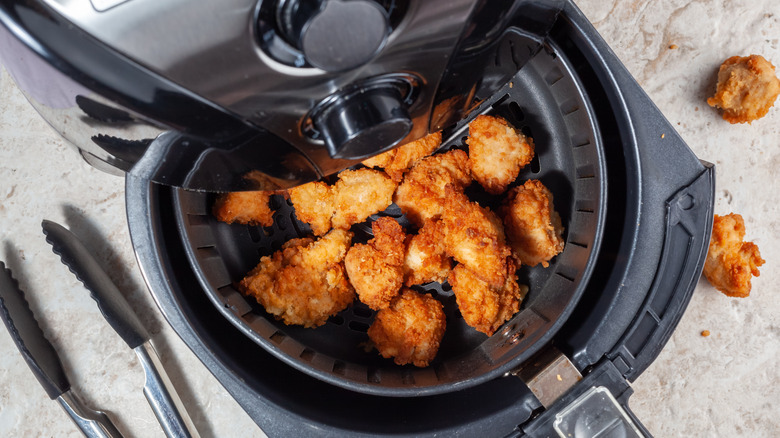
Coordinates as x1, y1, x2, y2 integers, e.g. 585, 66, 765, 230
0, 0, 714, 436
128, 5, 713, 437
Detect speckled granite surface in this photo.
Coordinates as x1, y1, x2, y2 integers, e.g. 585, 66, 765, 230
0, 1, 778, 437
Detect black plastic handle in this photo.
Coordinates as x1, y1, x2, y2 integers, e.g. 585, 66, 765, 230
42, 220, 149, 349
0, 261, 70, 399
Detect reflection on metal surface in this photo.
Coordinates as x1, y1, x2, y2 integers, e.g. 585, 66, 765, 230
2, 0, 565, 191
512, 346, 582, 408
57, 391, 124, 438
553, 386, 644, 438
135, 341, 201, 438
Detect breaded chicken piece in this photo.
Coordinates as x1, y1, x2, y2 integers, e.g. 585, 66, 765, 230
238, 229, 355, 328
500, 179, 565, 268
213, 191, 276, 227
707, 54, 780, 124
289, 169, 396, 236
360, 149, 393, 169
448, 260, 527, 336
467, 115, 535, 194
440, 197, 511, 288
345, 217, 407, 310
362, 132, 443, 182
394, 149, 472, 227
331, 169, 397, 230
288, 181, 334, 236
703, 213, 765, 298
403, 219, 452, 286
367, 289, 446, 367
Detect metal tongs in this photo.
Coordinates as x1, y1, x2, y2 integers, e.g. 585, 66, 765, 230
0, 220, 199, 438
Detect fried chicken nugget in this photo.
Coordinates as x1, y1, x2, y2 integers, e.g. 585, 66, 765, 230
440, 196, 511, 288
213, 191, 276, 227
345, 217, 407, 310
707, 54, 780, 124
238, 229, 355, 328
500, 179, 564, 268
448, 260, 528, 336
394, 149, 472, 227
403, 219, 452, 286
362, 132, 443, 181
288, 181, 334, 236
331, 169, 397, 230
467, 114, 534, 195
289, 169, 396, 236
703, 213, 765, 298
367, 289, 446, 367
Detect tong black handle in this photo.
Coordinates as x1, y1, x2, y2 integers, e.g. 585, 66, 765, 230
0, 262, 70, 399
42, 220, 149, 349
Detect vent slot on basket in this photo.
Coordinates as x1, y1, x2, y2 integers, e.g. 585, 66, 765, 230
348, 321, 370, 333
270, 331, 286, 344
300, 348, 316, 362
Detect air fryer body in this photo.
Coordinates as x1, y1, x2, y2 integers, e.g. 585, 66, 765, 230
0, 0, 565, 191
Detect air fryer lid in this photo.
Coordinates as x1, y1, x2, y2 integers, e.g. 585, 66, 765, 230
174, 38, 606, 397
0, 0, 566, 192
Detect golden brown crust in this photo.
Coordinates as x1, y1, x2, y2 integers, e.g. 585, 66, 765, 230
344, 217, 407, 310
500, 180, 565, 268
288, 169, 397, 236
448, 259, 527, 336
367, 289, 446, 367
393, 149, 472, 227
360, 149, 395, 170
403, 220, 452, 286
707, 54, 780, 124
331, 169, 398, 230
440, 196, 512, 288
288, 181, 334, 236
238, 229, 355, 327
467, 115, 535, 194
212, 191, 276, 227
703, 213, 764, 297
385, 132, 443, 182
361, 132, 443, 182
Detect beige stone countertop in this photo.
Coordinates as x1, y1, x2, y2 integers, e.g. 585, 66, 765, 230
1, 1, 778, 436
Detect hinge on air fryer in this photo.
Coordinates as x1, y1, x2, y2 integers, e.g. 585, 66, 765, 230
511, 347, 648, 437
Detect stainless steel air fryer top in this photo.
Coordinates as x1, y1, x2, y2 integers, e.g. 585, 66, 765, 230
0, 0, 566, 191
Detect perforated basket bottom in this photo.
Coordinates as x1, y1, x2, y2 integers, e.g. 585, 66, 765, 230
174, 42, 605, 396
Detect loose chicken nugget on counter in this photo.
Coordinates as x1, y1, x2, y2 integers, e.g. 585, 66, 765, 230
403, 219, 452, 286
288, 181, 334, 236
345, 217, 407, 310
467, 114, 535, 195
213, 191, 276, 227
703, 213, 764, 298
331, 169, 397, 230
362, 132, 443, 182
394, 149, 472, 227
707, 54, 780, 124
441, 197, 512, 288
289, 169, 397, 236
367, 288, 446, 367
448, 260, 527, 336
500, 179, 564, 268
238, 229, 355, 328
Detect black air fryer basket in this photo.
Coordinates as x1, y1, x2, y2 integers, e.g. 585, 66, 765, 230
127, 2, 714, 436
